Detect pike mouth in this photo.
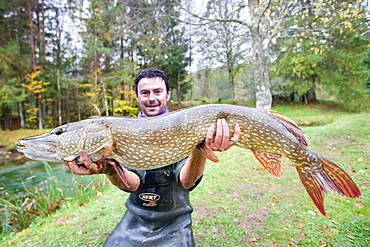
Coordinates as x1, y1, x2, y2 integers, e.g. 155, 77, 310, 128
16, 142, 28, 152
16, 139, 60, 160
16, 144, 62, 162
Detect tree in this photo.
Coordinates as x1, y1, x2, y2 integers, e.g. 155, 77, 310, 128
195, 0, 249, 102
273, 0, 370, 111
0, 43, 29, 130
133, 0, 191, 105
0, 0, 32, 129
182, 0, 295, 109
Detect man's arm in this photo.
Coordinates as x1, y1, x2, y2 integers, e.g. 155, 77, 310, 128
180, 119, 241, 190
65, 150, 140, 191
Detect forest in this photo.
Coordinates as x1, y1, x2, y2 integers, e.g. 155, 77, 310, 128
0, 0, 369, 130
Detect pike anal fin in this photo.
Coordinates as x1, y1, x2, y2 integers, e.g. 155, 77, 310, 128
110, 160, 130, 188
296, 154, 361, 216
251, 150, 282, 178
197, 142, 220, 163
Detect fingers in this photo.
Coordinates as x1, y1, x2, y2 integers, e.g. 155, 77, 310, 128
65, 160, 94, 175
213, 119, 229, 151
206, 119, 241, 151
232, 123, 241, 142
79, 150, 105, 173
205, 123, 215, 148
64, 150, 104, 174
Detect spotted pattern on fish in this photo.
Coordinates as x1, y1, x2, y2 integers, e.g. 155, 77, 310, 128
16, 104, 361, 216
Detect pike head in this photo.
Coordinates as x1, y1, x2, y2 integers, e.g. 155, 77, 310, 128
16, 120, 114, 162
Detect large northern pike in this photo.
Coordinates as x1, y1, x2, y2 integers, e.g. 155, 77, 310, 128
16, 104, 361, 216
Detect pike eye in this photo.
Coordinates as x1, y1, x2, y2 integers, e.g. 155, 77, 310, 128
55, 129, 64, 135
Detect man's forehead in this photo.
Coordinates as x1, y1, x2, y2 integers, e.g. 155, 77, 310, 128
138, 77, 166, 90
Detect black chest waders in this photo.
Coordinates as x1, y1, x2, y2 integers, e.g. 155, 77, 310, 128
103, 158, 201, 247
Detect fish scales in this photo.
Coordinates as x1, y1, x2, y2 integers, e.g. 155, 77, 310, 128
16, 104, 361, 216
99, 105, 298, 170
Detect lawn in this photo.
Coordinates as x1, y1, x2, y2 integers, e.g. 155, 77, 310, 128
1, 103, 369, 246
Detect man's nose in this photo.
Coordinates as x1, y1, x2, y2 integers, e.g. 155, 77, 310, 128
148, 91, 155, 100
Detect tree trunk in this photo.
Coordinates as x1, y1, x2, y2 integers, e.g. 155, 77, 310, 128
305, 87, 316, 104
177, 82, 182, 108
102, 81, 109, 116
66, 83, 71, 123
248, 0, 272, 110
18, 102, 25, 128
27, 0, 43, 129
251, 33, 272, 110
27, 0, 36, 73
37, 93, 43, 129
57, 68, 62, 125
3, 104, 12, 130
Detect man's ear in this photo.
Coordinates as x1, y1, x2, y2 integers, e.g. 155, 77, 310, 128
166, 91, 171, 101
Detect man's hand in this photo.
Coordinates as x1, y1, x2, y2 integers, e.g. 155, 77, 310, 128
65, 150, 106, 175
180, 119, 241, 189
65, 150, 140, 191
205, 119, 241, 151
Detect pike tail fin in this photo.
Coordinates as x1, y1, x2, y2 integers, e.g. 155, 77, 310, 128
295, 154, 361, 216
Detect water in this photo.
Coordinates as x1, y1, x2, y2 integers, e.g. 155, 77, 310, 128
0, 158, 106, 234
0, 159, 92, 198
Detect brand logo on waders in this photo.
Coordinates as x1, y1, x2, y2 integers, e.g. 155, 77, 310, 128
139, 193, 161, 207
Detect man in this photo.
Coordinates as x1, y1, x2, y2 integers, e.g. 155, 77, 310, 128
66, 68, 241, 246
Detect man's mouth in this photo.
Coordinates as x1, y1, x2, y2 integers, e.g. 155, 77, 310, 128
146, 104, 159, 109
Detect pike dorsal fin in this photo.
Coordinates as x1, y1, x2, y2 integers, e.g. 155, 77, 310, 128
197, 142, 220, 163
268, 111, 309, 146
251, 150, 282, 178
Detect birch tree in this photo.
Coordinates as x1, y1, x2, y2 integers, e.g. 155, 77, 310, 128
184, 0, 294, 109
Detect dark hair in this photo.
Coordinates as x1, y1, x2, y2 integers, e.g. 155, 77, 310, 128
134, 67, 169, 94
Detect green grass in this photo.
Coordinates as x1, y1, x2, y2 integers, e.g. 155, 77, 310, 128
0, 129, 50, 149
1, 103, 369, 246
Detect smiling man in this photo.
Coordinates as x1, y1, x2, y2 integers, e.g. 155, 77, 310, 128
65, 67, 240, 246
135, 75, 170, 117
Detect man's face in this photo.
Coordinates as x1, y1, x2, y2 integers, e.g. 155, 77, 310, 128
135, 77, 170, 117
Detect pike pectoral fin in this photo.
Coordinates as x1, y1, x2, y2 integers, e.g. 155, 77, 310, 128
109, 160, 130, 188
295, 154, 361, 216
197, 142, 220, 163
251, 150, 282, 178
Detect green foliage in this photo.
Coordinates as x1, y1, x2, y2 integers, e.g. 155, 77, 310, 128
272, 0, 370, 111
1, 0, 369, 128
0, 43, 29, 104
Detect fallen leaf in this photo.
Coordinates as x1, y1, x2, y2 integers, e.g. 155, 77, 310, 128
322, 230, 330, 235
307, 210, 316, 216
347, 234, 355, 239
355, 203, 364, 208
331, 228, 340, 233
